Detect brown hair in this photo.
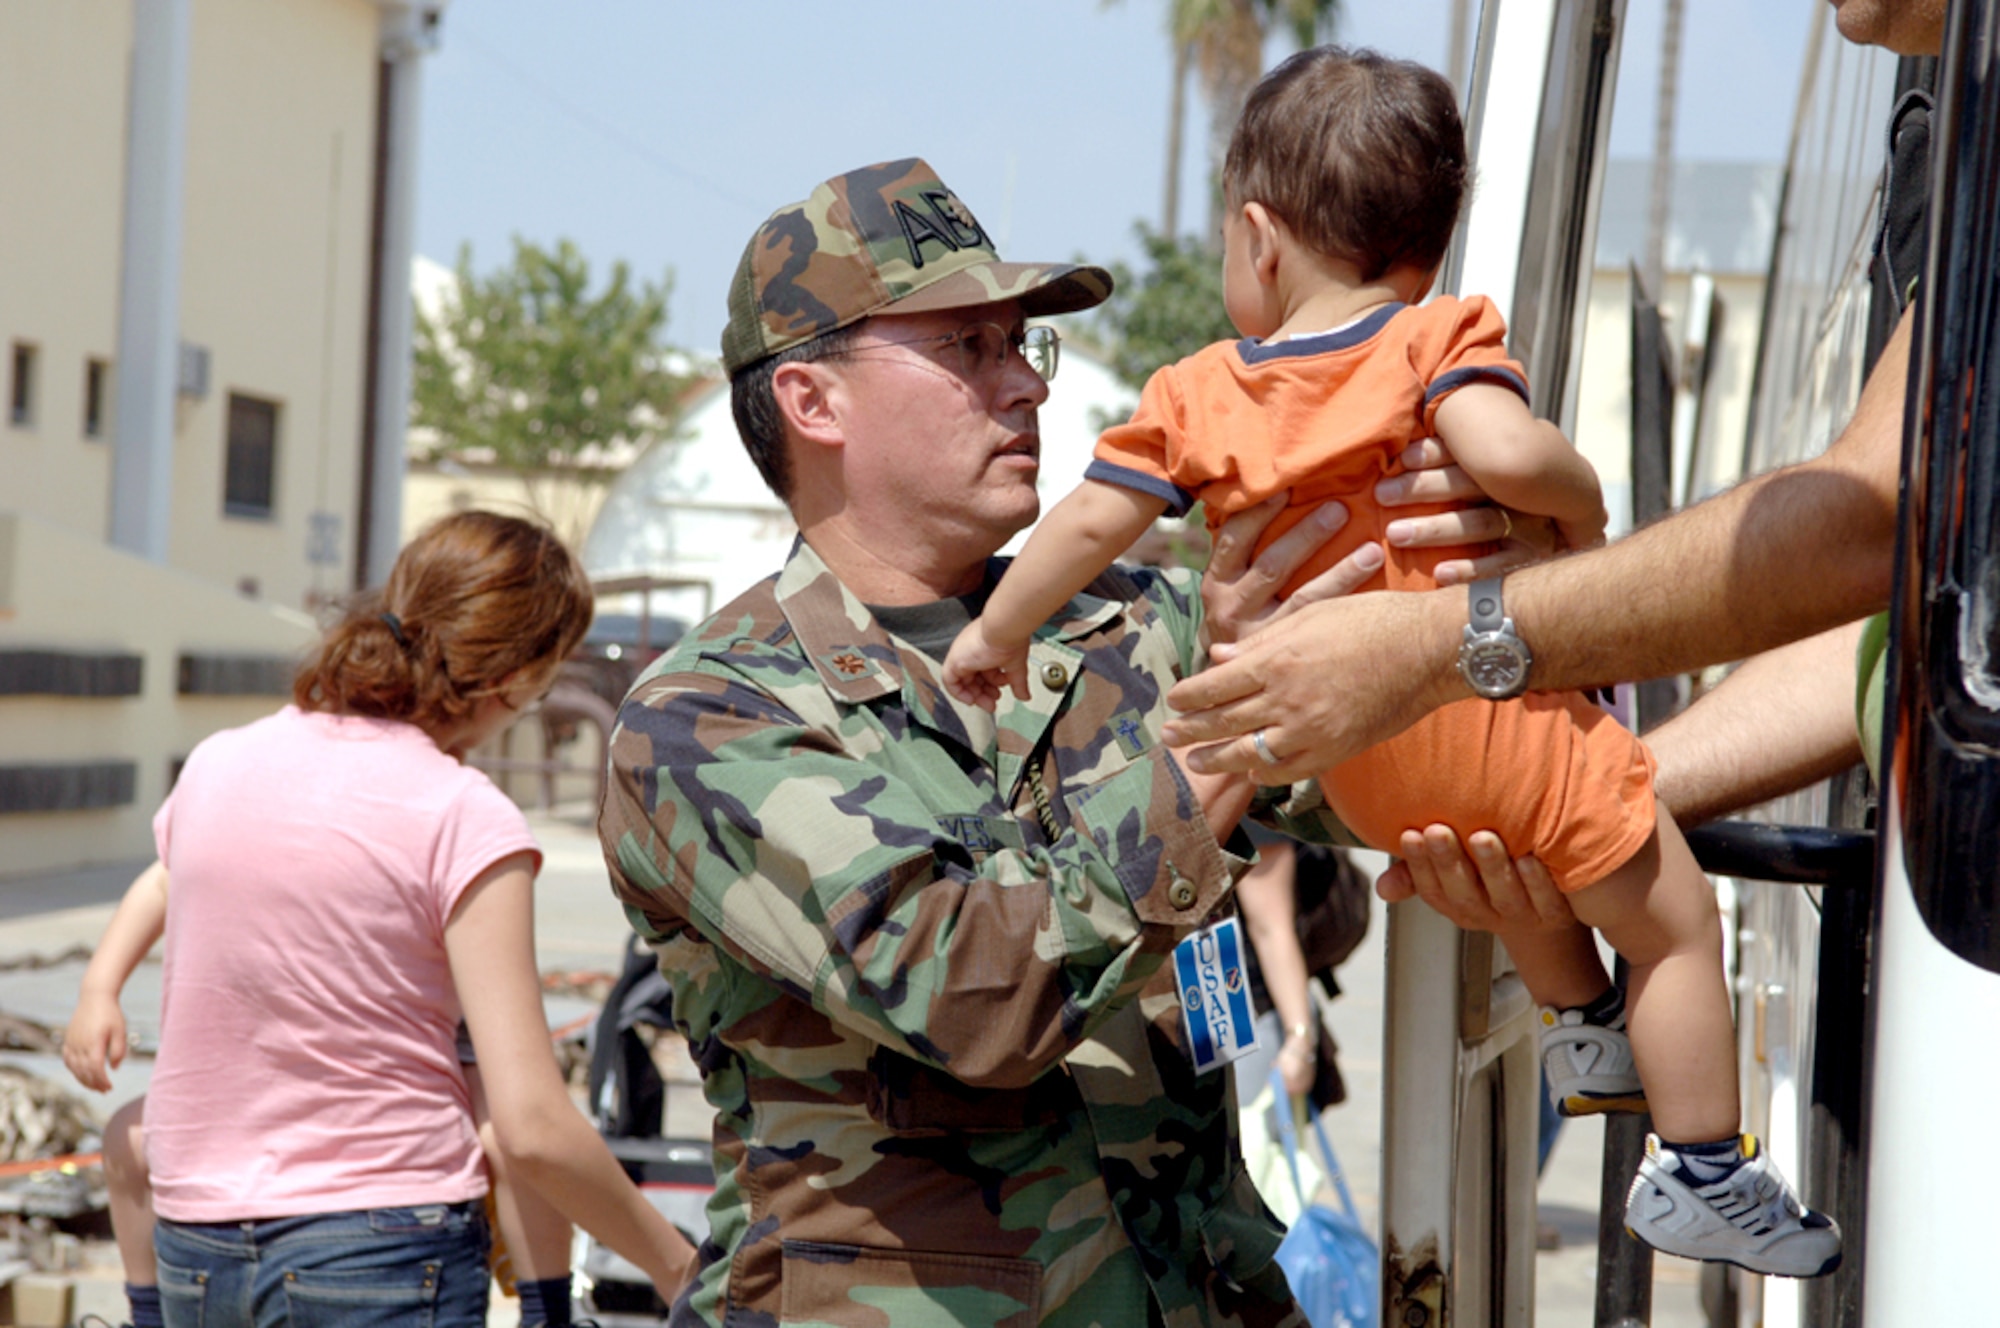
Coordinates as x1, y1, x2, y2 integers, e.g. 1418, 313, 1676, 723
1223, 46, 1468, 282
294, 511, 593, 737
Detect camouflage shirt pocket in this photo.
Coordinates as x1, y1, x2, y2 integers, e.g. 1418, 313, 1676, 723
778, 1239, 1042, 1328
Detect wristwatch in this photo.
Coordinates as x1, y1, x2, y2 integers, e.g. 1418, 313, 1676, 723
1458, 576, 1533, 700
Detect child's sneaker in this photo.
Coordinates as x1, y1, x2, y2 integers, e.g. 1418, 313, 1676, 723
1539, 1005, 1646, 1115
1624, 1133, 1842, 1278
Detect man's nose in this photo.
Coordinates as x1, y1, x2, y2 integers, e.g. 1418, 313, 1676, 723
996, 347, 1051, 408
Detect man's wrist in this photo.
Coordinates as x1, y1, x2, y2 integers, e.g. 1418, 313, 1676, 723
1421, 589, 1477, 706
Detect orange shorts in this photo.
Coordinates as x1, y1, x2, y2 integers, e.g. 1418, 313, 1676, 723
1320, 690, 1658, 894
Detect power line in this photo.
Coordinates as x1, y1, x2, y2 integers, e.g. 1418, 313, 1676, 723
449, 29, 766, 217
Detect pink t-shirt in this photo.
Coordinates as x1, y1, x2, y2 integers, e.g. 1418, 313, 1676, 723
148, 705, 541, 1221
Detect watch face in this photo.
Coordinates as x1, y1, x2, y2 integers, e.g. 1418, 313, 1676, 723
1461, 637, 1529, 696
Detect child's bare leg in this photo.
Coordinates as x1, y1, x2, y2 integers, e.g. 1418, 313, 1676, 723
1496, 921, 1612, 1011
103, 1095, 157, 1284
1566, 813, 1739, 1144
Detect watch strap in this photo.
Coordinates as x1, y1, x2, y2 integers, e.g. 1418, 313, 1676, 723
1469, 577, 1506, 634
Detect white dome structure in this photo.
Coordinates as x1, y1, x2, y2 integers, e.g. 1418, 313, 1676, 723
582, 344, 1139, 628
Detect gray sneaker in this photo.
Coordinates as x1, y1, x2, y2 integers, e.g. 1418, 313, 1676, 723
1624, 1133, 1842, 1278
1539, 1005, 1646, 1116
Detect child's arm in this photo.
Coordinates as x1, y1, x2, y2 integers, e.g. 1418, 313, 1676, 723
63, 860, 169, 1093
944, 480, 1170, 707
1431, 384, 1607, 551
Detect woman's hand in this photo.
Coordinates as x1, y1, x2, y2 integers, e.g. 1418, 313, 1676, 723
1274, 1025, 1317, 1097
1375, 824, 1578, 933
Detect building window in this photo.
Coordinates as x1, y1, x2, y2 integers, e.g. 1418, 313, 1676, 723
83, 358, 108, 439
9, 342, 36, 427
223, 392, 279, 518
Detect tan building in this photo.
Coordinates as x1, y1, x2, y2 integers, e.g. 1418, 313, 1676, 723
1573, 160, 1783, 535
1, 0, 445, 876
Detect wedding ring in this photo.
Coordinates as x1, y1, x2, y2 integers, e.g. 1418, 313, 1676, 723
1498, 507, 1515, 541
1251, 728, 1283, 767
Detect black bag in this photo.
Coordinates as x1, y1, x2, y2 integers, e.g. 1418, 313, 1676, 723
1291, 845, 1371, 1110
1293, 845, 1371, 997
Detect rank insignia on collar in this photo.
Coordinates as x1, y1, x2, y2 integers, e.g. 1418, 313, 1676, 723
822, 649, 878, 679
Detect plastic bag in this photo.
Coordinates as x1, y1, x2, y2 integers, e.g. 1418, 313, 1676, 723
1240, 1076, 1324, 1226
1270, 1069, 1379, 1328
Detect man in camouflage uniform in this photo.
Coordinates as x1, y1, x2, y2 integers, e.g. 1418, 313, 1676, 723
598, 159, 1357, 1328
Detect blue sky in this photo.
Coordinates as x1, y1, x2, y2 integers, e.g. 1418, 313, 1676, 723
415, 0, 1816, 354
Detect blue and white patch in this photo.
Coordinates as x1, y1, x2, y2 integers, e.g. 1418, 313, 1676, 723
1174, 916, 1260, 1074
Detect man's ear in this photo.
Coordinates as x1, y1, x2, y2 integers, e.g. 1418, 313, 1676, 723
771, 360, 845, 451
1242, 201, 1285, 287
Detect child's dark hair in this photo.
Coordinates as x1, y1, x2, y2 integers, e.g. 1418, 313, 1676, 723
294, 511, 594, 736
1224, 45, 1468, 281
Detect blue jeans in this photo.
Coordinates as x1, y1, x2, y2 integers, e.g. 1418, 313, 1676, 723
155, 1200, 490, 1328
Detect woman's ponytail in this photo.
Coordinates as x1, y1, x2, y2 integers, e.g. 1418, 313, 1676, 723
292, 512, 592, 735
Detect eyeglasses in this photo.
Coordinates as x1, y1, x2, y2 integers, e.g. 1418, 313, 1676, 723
831, 321, 1060, 383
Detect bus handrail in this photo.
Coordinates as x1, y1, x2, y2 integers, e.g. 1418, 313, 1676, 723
1685, 821, 1877, 890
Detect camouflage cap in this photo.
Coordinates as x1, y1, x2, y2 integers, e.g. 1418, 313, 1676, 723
721, 157, 1114, 375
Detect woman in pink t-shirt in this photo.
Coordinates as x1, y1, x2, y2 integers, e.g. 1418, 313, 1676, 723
77, 512, 692, 1328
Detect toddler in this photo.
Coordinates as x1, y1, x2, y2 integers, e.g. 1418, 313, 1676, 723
944, 45, 1839, 1279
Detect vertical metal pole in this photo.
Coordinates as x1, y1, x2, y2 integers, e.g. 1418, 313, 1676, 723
1446, 0, 1475, 97
356, 3, 439, 588
1587, 267, 1682, 1328
1381, 902, 1465, 1327
109, 0, 192, 561
1640, 0, 1685, 299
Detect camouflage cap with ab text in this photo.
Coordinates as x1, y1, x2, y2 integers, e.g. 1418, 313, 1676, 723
721, 157, 1114, 376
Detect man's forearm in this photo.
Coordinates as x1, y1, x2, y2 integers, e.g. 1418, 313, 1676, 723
1505, 459, 1894, 691
1507, 313, 1906, 691
1644, 621, 1869, 827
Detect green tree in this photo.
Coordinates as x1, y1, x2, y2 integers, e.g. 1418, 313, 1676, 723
1082, 223, 1242, 568
1151, 0, 1342, 239
411, 238, 694, 543
1092, 222, 1238, 392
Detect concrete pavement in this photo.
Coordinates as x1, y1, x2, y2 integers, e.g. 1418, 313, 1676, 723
0, 813, 1707, 1326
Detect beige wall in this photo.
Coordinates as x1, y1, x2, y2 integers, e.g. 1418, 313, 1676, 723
0, 0, 379, 615
0, 0, 388, 878
0, 1, 130, 537
1572, 266, 1767, 535
403, 464, 613, 553
0, 512, 318, 876
173, 0, 378, 611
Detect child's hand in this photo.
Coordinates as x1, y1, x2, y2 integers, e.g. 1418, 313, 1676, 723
1556, 507, 1608, 552
942, 620, 1031, 711
62, 992, 129, 1093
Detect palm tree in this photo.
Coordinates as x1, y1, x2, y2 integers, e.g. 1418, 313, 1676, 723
1162, 0, 1342, 242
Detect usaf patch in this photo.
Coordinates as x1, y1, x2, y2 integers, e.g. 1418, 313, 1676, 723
1173, 916, 1259, 1074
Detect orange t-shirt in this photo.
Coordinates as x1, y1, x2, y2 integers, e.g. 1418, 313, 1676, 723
1091, 298, 1655, 891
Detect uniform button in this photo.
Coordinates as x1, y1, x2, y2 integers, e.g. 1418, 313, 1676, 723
1168, 875, 1197, 909
1041, 661, 1068, 689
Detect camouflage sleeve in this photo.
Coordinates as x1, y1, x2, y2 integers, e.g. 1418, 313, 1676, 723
1149, 565, 1358, 849
603, 658, 1224, 1092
